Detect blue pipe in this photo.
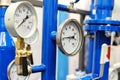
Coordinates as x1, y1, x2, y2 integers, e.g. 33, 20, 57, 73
0, 7, 15, 80
84, 32, 94, 74
58, 4, 89, 15
32, 64, 46, 73
58, 4, 68, 11
50, 31, 56, 41
93, 31, 110, 80
42, 0, 58, 80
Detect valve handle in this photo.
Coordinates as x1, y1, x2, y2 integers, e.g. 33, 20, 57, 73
22, 56, 28, 76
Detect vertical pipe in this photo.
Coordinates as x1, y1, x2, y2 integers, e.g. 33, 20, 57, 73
79, 15, 86, 71
92, 0, 113, 79
42, 0, 58, 80
84, 32, 94, 73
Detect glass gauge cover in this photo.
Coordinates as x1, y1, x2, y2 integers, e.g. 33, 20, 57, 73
7, 60, 29, 80
5, 1, 37, 38
57, 19, 84, 56
24, 29, 39, 44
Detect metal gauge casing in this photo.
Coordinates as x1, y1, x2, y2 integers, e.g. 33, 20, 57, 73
7, 60, 29, 80
57, 19, 84, 56
5, 1, 37, 38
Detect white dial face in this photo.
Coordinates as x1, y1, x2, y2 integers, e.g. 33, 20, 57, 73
109, 69, 118, 80
61, 22, 80, 54
14, 4, 36, 38
24, 29, 39, 44
8, 61, 28, 80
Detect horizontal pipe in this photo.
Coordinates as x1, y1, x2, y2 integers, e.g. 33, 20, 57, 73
58, 4, 68, 11
58, 4, 89, 15
12, 0, 42, 7
12, 0, 89, 15
50, 31, 56, 40
32, 64, 46, 73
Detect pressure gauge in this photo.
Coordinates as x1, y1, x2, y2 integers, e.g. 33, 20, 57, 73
7, 60, 29, 80
57, 19, 84, 56
24, 29, 39, 44
5, 1, 37, 38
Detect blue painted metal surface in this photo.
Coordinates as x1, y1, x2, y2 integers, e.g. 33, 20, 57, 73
84, 32, 94, 74
31, 0, 117, 80
50, 31, 57, 41
32, 64, 46, 73
41, 0, 58, 80
0, 7, 15, 80
57, 11, 68, 80
93, 32, 110, 80
85, 20, 120, 26
84, 25, 120, 32
58, 4, 68, 11
76, 74, 98, 80
78, 0, 115, 80
95, 0, 114, 19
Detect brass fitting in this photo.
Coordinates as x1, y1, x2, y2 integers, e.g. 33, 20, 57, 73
16, 37, 25, 50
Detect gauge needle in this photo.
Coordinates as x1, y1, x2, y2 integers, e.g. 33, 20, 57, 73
63, 35, 76, 40
17, 15, 29, 28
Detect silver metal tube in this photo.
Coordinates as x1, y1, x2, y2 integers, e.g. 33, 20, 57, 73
12, 0, 42, 7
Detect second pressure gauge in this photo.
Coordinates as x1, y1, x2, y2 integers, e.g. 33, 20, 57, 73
7, 60, 29, 80
24, 29, 39, 44
5, 1, 37, 38
57, 19, 84, 56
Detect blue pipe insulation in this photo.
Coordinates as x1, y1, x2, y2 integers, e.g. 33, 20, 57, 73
32, 64, 46, 73
0, 7, 15, 80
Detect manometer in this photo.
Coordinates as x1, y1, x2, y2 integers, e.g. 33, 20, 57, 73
5, 1, 37, 38
24, 29, 39, 44
57, 19, 84, 56
7, 60, 29, 80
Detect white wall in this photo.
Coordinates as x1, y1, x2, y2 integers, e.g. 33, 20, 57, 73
28, 7, 43, 80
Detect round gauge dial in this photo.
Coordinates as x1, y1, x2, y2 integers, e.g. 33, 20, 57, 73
7, 60, 29, 80
24, 29, 39, 44
5, 1, 37, 38
57, 19, 84, 56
